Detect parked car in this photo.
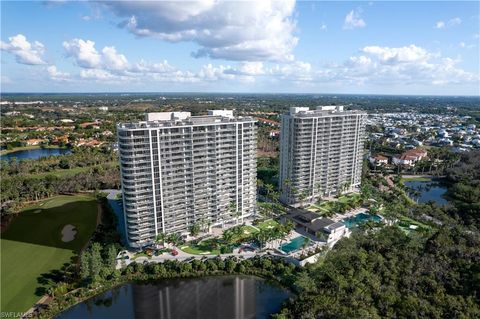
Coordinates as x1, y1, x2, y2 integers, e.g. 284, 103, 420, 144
171, 249, 179, 256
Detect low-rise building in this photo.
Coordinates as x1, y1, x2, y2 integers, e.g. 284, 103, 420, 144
25, 138, 46, 146
286, 210, 351, 247
392, 148, 427, 166
369, 154, 388, 166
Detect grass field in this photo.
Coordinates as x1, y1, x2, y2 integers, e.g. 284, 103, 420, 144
256, 219, 279, 230
181, 225, 262, 255
0, 195, 98, 313
307, 194, 362, 215
181, 238, 221, 255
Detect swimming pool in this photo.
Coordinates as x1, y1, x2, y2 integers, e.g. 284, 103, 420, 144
280, 236, 308, 254
343, 213, 382, 228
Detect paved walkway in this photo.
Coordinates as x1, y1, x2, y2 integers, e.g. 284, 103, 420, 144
117, 247, 264, 269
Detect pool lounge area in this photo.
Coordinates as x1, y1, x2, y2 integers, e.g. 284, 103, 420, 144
342, 212, 382, 228
280, 236, 308, 254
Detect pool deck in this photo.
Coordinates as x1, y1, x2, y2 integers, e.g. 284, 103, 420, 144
331, 207, 368, 222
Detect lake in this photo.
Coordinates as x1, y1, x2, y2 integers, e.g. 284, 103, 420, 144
404, 179, 448, 206
55, 276, 290, 319
0, 148, 71, 161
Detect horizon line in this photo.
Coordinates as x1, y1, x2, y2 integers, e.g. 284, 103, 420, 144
1, 91, 479, 98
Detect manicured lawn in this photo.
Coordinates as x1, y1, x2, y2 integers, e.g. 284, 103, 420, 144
181, 238, 221, 255
338, 193, 361, 204
1, 195, 98, 313
256, 219, 279, 230
399, 216, 431, 230
309, 194, 362, 215
241, 225, 258, 235
181, 225, 260, 255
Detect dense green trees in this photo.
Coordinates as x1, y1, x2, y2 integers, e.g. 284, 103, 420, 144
1, 147, 117, 177
445, 150, 480, 227
276, 226, 480, 318
0, 165, 120, 215
80, 243, 119, 284
0, 148, 120, 215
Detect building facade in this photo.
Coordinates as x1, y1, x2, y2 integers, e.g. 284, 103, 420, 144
279, 106, 366, 205
118, 110, 256, 248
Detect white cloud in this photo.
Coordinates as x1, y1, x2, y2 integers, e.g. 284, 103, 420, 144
100, 0, 298, 62
53, 35, 480, 91
47, 65, 71, 81
270, 61, 312, 78
0, 34, 46, 65
449, 17, 462, 26
101, 46, 129, 71
80, 69, 115, 80
198, 64, 236, 81
435, 21, 446, 29
63, 39, 102, 68
130, 60, 175, 74
435, 17, 462, 29
319, 44, 477, 86
63, 39, 131, 72
343, 10, 366, 29
458, 42, 476, 49
361, 45, 431, 64
320, 23, 327, 31
224, 62, 265, 76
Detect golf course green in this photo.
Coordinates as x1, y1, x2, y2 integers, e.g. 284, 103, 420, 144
1, 195, 98, 313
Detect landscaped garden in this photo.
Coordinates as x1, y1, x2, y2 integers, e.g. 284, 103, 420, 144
181, 238, 222, 255
0, 195, 98, 313
307, 193, 362, 216
180, 225, 261, 255
397, 216, 431, 234
255, 219, 279, 230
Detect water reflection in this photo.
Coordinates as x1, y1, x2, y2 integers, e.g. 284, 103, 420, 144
0, 148, 71, 161
57, 276, 289, 319
405, 180, 448, 206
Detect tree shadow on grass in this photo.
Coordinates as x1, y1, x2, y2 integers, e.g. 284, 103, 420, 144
2, 200, 97, 250
35, 256, 78, 297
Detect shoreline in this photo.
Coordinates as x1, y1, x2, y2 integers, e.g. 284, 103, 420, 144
32, 264, 295, 319
0, 145, 69, 156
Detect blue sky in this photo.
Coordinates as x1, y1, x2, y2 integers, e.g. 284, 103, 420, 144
1, 1, 479, 95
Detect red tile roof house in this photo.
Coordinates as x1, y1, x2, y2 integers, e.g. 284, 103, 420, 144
369, 154, 389, 165
25, 139, 46, 146
256, 117, 280, 127
392, 148, 428, 166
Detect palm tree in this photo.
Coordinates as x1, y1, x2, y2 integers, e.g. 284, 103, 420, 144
229, 202, 239, 224
155, 233, 167, 247
189, 223, 200, 237
222, 229, 234, 244
168, 233, 181, 247
265, 184, 274, 201
301, 237, 311, 255
270, 191, 280, 204
257, 179, 264, 192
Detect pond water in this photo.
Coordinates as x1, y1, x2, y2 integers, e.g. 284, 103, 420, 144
55, 276, 290, 319
280, 236, 308, 254
343, 213, 382, 229
0, 148, 71, 161
404, 180, 448, 206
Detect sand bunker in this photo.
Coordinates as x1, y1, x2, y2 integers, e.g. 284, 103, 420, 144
61, 224, 77, 242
